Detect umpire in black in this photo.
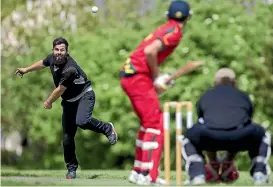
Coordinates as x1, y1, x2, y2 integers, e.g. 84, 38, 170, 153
15, 37, 118, 179
181, 68, 271, 185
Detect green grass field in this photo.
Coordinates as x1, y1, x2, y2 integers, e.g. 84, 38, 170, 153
1, 169, 272, 186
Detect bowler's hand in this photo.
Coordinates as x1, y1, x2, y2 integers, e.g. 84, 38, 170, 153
15, 68, 28, 78
43, 101, 52, 109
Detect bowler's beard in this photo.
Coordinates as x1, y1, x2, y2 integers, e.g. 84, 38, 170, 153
53, 53, 68, 66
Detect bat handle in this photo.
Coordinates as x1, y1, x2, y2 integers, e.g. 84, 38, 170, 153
165, 76, 175, 84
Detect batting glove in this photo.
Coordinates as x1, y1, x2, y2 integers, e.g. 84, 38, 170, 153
153, 73, 175, 90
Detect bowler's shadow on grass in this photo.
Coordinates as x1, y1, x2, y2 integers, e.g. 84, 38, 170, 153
87, 174, 101, 179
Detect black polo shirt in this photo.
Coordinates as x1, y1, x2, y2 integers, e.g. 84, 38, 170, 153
196, 85, 253, 130
43, 54, 91, 101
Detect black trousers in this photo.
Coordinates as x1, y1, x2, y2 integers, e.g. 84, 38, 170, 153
61, 90, 112, 170
182, 123, 271, 179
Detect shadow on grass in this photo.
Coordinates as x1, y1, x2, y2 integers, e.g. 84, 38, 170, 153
87, 174, 101, 179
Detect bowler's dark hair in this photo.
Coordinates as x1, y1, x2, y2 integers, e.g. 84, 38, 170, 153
53, 37, 69, 50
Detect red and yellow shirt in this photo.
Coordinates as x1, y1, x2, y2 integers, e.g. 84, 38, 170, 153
120, 19, 182, 77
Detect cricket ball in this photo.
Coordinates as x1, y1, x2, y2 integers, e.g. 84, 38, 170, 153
91, 6, 99, 13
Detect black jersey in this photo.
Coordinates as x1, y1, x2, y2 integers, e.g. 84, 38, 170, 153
43, 54, 91, 100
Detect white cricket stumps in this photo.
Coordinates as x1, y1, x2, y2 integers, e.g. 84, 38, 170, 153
163, 101, 193, 185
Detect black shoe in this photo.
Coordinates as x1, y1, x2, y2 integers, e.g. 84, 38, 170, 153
66, 170, 76, 179
106, 122, 118, 145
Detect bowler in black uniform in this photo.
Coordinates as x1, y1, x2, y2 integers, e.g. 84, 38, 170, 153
15, 37, 118, 179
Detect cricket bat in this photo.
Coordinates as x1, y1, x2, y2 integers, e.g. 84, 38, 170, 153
165, 61, 204, 84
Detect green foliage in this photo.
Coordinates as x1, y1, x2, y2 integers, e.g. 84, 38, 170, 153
1, 0, 273, 170
1, 0, 25, 19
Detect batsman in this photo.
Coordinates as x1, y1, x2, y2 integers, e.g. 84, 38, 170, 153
119, 1, 203, 185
